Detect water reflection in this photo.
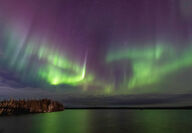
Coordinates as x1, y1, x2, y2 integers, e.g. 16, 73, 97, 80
88, 110, 192, 133
0, 110, 192, 133
90, 110, 192, 133
32, 110, 89, 133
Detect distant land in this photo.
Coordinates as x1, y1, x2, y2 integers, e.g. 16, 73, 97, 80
66, 106, 192, 109
0, 99, 64, 116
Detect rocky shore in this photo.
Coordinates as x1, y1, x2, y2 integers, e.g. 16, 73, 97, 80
0, 99, 64, 116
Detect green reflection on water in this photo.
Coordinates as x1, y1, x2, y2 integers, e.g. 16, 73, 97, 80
137, 110, 177, 133
28, 110, 192, 133
32, 110, 89, 133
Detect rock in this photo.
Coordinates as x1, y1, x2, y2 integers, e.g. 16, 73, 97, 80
0, 99, 64, 116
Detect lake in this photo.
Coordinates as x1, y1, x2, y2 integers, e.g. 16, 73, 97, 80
0, 110, 192, 133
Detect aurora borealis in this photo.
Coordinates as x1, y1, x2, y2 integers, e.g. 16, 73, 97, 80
2, 28, 89, 86
0, 0, 192, 102
106, 44, 192, 89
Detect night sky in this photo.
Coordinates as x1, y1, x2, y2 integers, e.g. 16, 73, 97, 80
0, 0, 192, 107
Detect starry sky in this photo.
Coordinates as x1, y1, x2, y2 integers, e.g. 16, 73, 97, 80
0, 0, 192, 107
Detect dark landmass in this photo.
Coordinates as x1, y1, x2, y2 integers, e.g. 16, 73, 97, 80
66, 106, 192, 110
0, 99, 64, 116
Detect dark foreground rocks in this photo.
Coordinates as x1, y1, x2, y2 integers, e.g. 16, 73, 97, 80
0, 99, 64, 116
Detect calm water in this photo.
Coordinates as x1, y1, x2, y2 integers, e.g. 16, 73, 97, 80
0, 110, 192, 133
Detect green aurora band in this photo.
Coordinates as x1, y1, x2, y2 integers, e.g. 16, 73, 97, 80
1, 27, 93, 86
106, 44, 192, 89
2, 24, 192, 93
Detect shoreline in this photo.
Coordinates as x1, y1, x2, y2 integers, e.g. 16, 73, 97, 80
65, 106, 192, 110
